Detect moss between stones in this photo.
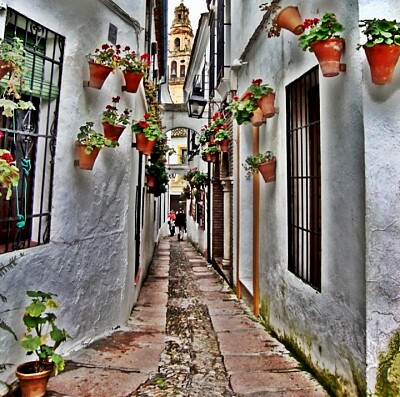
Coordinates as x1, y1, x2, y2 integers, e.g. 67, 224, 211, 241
375, 329, 400, 396
258, 299, 365, 396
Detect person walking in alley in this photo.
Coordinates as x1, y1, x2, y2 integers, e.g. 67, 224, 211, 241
175, 208, 186, 241
168, 209, 176, 236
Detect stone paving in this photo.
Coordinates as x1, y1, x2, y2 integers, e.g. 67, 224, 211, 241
45, 238, 329, 397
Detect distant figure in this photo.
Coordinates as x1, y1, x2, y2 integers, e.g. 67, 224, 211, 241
175, 208, 186, 241
168, 210, 176, 236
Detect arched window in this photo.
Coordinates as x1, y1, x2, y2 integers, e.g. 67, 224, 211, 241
180, 64, 185, 77
174, 38, 180, 51
171, 61, 177, 77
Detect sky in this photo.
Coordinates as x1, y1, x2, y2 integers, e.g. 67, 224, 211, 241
167, 0, 208, 33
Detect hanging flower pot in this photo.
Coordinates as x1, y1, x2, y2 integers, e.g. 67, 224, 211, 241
146, 174, 156, 187
0, 60, 11, 80
102, 122, 126, 142
122, 71, 144, 93
204, 152, 219, 163
217, 138, 230, 153
364, 44, 400, 85
76, 142, 100, 170
258, 156, 276, 183
276, 6, 304, 35
310, 38, 345, 77
135, 133, 156, 155
87, 61, 113, 89
250, 108, 264, 127
257, 92, 276, 118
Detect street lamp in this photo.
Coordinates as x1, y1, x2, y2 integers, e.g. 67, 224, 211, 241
187, 87, 207, 118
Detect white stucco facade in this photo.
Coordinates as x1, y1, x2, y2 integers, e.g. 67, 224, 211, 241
0, 0, 167, 384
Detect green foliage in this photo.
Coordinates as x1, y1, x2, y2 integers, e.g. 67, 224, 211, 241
119, 48, 151, 73
77, 122, 118, 154
226, 93, 258, 125
0, 149, 19, 200
214, 128, 229, 141
359, 19, 400, 47
247, 79, 274, 99
242, 151, 273, 179
0, 37, 26, 78
190, 170, 208, 188
298, 13, 344, 52
88, 43, 120, 68
0, 97, 35, 118
101, 96, 131, 126
20, 290, 70, 375
131, 113, 164, 141
202, 145, 221, 154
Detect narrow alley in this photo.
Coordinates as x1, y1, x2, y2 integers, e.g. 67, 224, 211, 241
45, 238, 329, 397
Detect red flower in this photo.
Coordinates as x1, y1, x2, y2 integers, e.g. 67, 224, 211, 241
106, 105, 113, 110
125, 45, 131, 51
222, 124, 228, 129
252, 78, 262, 85
138, 121, 149, 129
212, 112, 221, 121
243, 92, 252, 99
0, 131, 4, 138
1, 152, 14, 164
144, 113, 150, 120
101, 43, 110, 50
233, 96, 239, 101
213, 126, 219, 132
141, 53, 150, 60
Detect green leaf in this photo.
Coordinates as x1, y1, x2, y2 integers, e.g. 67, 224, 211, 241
26, 300, 46, 317
50, 325, 66, 342
20, 334, 41, 352
51, 353, 65, 375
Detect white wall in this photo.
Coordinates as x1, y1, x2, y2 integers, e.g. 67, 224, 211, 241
0, 0, 160, 383
232, 0, 367, 394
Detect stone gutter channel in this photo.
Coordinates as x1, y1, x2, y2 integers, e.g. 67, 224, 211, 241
45, 238, 328, 397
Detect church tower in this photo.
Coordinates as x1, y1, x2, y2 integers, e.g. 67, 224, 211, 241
168, 1, 193, 103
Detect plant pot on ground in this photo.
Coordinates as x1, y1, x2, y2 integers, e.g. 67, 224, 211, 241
359, 18, 400, 84
16, 290, 70, 397
298, 13, 345, 77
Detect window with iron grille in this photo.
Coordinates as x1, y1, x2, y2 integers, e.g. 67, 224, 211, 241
0, 9, 64, 253
208, 9, 215, 99
216, 0, 224, 87
286, 66, 321, 291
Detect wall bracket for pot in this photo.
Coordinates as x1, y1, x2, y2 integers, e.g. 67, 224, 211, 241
74, 159, 80, 167
82, 81, 101, 89
339, 63, 346, 72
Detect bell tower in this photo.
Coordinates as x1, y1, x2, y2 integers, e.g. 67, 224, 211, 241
168, 1, 193, 103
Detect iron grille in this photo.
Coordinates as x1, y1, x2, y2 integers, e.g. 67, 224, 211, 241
0, 9, 64, 253
216, 0, 224, 87
286, 66, 321, 291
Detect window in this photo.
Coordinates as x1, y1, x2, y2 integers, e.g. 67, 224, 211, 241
174, 38, 180, 51
216, 0, 225, 87
0, 9, 64, 253
180, 148, 187, 164
171, 61, 177, 77
286, 67, 321, 290
180, 64, 185, 77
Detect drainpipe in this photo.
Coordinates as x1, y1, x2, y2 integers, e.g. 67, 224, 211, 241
253, 127, 260, 316
207, 160, 211, 263
135, 153, 144, 278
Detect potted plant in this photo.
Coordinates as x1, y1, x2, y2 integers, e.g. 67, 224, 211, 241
76, 121, 118, 170
201, 145, 221, 163
16, 290, 70, 397
101, 96, 131, 141
259, 2, 304, 37
192, 187, 203, 202
0, 147, 19, 200
119, 47, 151, 93
86, 43, 121, 89
247, 79, 276, 118
214, 127, 230, 153
0, 37, 26, 81
359, 18, 400, 85
226, 93, 258, 125
132, 112, 164, 156
243, 150, 276, 183
298, 13, 345, 77
191, 170, 208, 189
145, 160, 165, 188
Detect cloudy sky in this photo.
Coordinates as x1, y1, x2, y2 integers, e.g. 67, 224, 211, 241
167, 0, 208, 33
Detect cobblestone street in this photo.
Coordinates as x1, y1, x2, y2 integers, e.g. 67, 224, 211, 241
47, 238, 328, 396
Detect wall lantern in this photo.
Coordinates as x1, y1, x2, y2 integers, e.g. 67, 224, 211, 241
187, 87, 207, 118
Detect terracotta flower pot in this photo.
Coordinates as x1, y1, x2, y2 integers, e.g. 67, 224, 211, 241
123, 71, 144, 93
250, 108, 264, 127
257, 92, 276, 118
217, 138, 230, 153
88, 61, 113, 89
102, 122, 126, 141
364, 44, 400, 85
146, 174, 156, 187
204, 152, 219, 163
208, 132, 216, 145
275, 6, 304, 35
135, 133, 155, 155
16, 361, 53, 397
0, 60, 11, 80
258, 157, 276, 183
76, 142, 100, 170
310, 38, 345, 77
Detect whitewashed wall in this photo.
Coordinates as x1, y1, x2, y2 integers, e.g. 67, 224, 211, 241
230, 0, 378, 394
0, 0, 161, 383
